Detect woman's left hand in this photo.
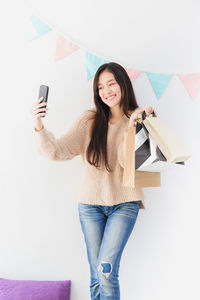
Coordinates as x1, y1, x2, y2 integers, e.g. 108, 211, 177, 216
128, 106, 154, 127
143, 105, 154, 117
137, 105, 154, 122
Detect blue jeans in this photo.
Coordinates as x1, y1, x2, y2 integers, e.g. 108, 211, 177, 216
78, 200, 141, 300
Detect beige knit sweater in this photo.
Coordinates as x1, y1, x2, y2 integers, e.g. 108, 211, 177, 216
34, 109, 145, 209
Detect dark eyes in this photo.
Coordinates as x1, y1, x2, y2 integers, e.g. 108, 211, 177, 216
98, 83, 115, 90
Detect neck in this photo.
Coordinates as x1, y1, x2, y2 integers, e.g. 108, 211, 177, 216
109, 105, 124, 119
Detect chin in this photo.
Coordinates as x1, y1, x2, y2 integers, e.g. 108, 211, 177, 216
109, 101, 121, 107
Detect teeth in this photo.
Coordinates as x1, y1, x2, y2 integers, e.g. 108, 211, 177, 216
107, 95, 115, 100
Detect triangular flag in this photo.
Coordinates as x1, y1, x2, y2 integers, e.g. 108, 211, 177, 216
29, 14, 52, 41
124, 67, 142, 82
178, 73, 200, 100
146, 72, 173, 100
54, 33, 79, 61
85, 51, 109, 80
26, 25, 37, 42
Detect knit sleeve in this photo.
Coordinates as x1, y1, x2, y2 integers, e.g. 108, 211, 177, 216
34, 110, 93, 161
117, 126, 129, 168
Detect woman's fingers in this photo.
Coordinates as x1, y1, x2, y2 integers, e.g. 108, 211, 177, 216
38, 96, 44, 103
129, 113, 141, 127
30, 97, 48, 121
128, 106, 154, 127
33, 103, 48, 112
144, 106, 154, 116
34, 107, 48, 115
38, 101, 47, 107
32, 99, 48, 113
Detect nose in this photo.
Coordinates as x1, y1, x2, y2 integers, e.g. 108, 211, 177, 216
104, 86, 113, 98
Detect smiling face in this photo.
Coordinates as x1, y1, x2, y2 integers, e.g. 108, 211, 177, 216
98, 70, 122, 108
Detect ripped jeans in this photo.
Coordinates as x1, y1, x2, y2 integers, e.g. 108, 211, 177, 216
78, 200, 141, 300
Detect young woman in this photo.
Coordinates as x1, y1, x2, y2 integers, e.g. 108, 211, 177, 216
30, 62, 154, 300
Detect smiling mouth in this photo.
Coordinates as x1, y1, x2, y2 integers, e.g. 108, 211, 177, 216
106, 95, 116, 100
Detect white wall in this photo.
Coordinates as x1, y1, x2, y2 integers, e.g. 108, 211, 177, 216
0, 1, 200, 299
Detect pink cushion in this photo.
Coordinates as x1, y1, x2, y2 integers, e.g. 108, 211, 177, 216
0, 278, 71, 300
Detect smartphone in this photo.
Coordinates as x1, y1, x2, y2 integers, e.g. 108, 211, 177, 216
38, 85, 49, 117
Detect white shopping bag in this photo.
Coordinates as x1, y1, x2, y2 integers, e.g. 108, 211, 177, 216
135, 116, 185, 172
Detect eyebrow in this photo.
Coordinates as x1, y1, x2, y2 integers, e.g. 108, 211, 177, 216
98, 79, 115, 86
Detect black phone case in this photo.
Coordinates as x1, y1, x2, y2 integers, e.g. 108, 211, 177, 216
38, 85, 49, 117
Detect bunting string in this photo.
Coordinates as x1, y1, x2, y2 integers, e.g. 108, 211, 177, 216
28, 11, 200, 101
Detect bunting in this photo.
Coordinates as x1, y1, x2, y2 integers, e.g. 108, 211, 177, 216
85, 52, 109, 80
178, 74, 200, 100
54, 33, 79, 62
28, 13, 200, 101
29, 14, 52, 41
124, 68, 142, 82
146, 73, 173, 100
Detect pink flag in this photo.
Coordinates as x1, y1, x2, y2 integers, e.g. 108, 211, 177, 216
124, 67, 142, 82
178, 73, 200, 100
54, 33, 79, 62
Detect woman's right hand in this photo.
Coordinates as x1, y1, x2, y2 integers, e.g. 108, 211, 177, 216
30, 96, 48, 130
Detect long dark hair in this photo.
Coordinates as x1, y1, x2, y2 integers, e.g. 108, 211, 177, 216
86, 62, 139, 172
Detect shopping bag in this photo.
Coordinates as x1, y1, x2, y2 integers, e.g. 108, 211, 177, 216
122, 124, 161, 188
135, 117, 185, 172
142, 111, 192, 163
122, 110, 191, 188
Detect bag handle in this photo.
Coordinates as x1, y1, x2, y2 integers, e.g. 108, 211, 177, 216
142, 109, 157, 120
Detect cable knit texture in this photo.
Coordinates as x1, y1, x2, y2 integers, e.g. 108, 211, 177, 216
34, 109, 146, 209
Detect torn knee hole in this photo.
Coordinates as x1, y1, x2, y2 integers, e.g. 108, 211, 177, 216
97, 261, 112, 279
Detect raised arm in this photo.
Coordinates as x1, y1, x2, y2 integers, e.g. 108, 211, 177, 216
34, 110, 92, 161
118, 106, 154, 168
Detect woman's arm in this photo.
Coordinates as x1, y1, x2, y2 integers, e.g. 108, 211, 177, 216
34, 110, 91, 161
118, 106, 154, 168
